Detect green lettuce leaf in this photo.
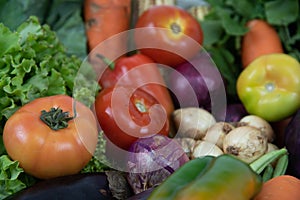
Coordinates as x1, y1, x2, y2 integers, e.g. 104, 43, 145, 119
0, 155, 35, 199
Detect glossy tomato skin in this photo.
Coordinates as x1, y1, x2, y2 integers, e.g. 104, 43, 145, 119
99, 53, 174, 124
237, 53, 300, 122
94, 86, 169, 150
3, 95, 98, 179
134, 5, 203, 67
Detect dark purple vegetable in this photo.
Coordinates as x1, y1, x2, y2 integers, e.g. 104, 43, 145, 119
167, 50, 226, 113
5, 173, 113, 200
215, 103, 248, 122
284, 109, 300, 178
126, 134, 189, 194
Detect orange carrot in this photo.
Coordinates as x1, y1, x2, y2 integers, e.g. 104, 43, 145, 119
84, 0, 131, 65
254, 175, 300, 200
241, 19, 283, 68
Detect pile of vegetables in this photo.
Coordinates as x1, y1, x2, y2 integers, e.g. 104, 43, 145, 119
1, 0, 300, 199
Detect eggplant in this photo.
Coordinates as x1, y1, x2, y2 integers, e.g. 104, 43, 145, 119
284, 109, 300, 178
5, 173, 114, 200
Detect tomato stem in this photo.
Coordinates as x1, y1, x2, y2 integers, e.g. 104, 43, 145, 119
96, 54, 115, 70
40, 106, 76, 131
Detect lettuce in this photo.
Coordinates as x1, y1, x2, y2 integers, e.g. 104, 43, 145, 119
0, 0, 87, 59
0, 155, 35, 199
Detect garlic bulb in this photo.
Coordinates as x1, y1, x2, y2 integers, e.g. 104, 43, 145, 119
203, 122, 235, 149
172, 107, 216, 140
239, 115, 275, 142
223, 126, 268, 163
191, 140, 223, 159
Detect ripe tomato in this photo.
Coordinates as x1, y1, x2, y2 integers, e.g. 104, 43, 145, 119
237, 53, 300, 122
134, 5, 203, 67
3, 95, 98, 179
94, 86, 169, 150
98, 53, 174, 125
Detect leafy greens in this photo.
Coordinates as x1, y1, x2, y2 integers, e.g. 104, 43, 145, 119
0, 0, 87, 59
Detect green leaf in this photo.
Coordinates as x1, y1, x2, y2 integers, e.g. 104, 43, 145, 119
225, 0, 255, 18
0, 155, 27, 199
217, 8, 248, 36
0, 24, 19, 58
265, 0, 299, 25
201, 20, 224, 46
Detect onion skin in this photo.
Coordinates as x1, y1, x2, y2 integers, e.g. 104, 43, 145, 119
217, 103, 248, 122
239, 115, 275, 143
173, 107, 216, 140
223, 126, 268, 163
284, 109, 300, 178
203, 122, 235, 149
168, 51, 225, 111
127, 134, 189, 194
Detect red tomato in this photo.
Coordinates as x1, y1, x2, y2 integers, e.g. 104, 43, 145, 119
134, 5, 203, 67
3, 95, 98, 179
94, 86, 169, 150
98, 53, 174, 125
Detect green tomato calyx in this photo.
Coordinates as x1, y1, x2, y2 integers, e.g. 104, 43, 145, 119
40, 107, 76, 131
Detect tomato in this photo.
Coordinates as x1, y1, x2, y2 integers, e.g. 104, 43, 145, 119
134, 5, 203, 67
237, 53, 300, 122
98, 53, 174, 124
3, 95, 98, 179
94, 86, 169, 150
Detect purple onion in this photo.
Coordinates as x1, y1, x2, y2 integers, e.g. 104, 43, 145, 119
126, 134, 189, 194
167, 51, 225, 112
215, 103, 248, 122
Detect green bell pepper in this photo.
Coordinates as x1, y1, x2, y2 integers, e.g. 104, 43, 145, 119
148, 154, 262, 200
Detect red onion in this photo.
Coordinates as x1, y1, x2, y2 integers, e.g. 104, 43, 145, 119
167, 51, 226, 113
126, 134, 189, 194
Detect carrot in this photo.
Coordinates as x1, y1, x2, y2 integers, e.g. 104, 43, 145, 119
241, 19, 283, 68
84, 0, 131, 65
254, 175, 300, 200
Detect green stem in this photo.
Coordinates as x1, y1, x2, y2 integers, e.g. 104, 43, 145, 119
96, 54, 115, 70
272, 154, 289, 178
249, 148, 288, 174
40, 106, 76, 131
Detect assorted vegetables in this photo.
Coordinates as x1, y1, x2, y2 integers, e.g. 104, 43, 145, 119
0, 0, 300, 199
